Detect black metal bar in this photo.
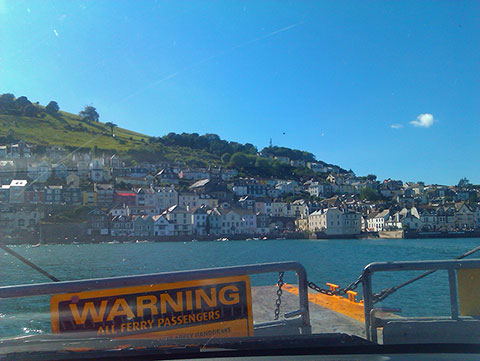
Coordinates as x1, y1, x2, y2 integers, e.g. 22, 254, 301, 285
0, 244, 60, 282
362, 270, 373, 342
447, 269, 459, 320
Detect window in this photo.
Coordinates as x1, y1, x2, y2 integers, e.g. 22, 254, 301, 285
0, 0, 476, 354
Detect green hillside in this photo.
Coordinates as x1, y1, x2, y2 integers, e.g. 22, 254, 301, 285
0, 109, 223, 166
0, 93, 344, 179
0, 95, 222, 166
0, 110, 147, 151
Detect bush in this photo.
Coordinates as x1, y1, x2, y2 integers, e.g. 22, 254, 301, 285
46, 101, 60, 114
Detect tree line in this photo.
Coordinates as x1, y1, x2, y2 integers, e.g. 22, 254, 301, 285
0, 93, 59, 117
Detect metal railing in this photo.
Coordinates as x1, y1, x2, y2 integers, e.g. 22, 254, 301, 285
362, 258, 480, 343
0, 261, 311, 336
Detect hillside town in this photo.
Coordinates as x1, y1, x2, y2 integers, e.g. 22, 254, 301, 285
1, 141, 479, 242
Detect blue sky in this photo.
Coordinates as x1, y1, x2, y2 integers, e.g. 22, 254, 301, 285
1, 0, 479, 185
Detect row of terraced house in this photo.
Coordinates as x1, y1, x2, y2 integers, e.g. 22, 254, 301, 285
87, 205, 272, 237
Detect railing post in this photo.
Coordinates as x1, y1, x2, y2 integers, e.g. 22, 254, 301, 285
448, 268, 459, 320
296, 266, 311, 334
362, 268, 373, 342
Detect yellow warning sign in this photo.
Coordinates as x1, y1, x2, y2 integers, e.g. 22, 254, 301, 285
457, 268, 480, 316
50, 276, 253, 339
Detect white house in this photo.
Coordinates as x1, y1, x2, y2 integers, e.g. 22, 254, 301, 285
163, 205, 192, 235
152, 214, 174, 236
90, 159, 104, 182
76, 160, 90, 179
236, 209, 257, 234
272, 201, 287, 217
307, 207, 361, 236
192, 206, 209, 235
219, 209, 245, 235
455, 202, 475, 229
110, 215, 133, 237
135, 187, 157, 207
178, 192, 200, 210
367, 209, 390, 232
307, 162, 328, 173
9, 179, 27, 204
154, 186, 178, 209
275, 180, 298, 195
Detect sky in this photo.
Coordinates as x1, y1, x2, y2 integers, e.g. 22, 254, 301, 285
1, 0, 479, 185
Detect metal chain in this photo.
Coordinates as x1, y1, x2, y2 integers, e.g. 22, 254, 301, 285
311, 245, 480, 304
307, 271, 365, 298
273, 271, 284, 320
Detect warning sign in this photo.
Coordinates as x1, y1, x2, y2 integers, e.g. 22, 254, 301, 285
50, 276, 253, 339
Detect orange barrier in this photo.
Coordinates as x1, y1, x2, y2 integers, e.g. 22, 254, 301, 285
283, 283, 365, 322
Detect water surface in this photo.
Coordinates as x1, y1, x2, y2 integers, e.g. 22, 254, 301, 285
1, 237, 478, 337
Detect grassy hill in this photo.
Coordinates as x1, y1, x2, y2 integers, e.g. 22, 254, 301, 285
0, 110, 147, 151
0, 108, 221, 166
0, 94, 345, 179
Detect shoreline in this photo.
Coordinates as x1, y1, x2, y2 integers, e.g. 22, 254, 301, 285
3, 229, 480, 245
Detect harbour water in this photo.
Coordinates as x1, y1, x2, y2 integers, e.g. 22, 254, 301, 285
0, 237, 479, 337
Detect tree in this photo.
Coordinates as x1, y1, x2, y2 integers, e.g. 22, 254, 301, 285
229, 152, 254, 168
0, 94, 17, 114
79, 106, 99, 122
15, 96, 32, 110
105, 122, 117, 135
458, 177, 471, 189
0, 93, 15, 106
366, 174, 377, 181
359, 187, 381, 201
221, 153, 231, 163
46, 101, 60, 114
255, 157, 273, 177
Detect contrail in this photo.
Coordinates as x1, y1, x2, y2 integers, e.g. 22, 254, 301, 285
231, 23, 299, 51
113, 23, 301, 106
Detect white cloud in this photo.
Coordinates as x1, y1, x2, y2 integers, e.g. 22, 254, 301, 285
53, 29, 58, 37
410, 113, 435, 128
391, 123, 403, 129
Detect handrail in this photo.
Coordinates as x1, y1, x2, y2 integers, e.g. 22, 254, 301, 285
0, 261, 311, 336
362, 258, 480, 343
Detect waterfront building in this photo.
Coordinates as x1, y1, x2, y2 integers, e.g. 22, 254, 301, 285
152, 214, 174, 236
110, 215, 133, 237
163, 205, 193, 236
132, 215, 154, 237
